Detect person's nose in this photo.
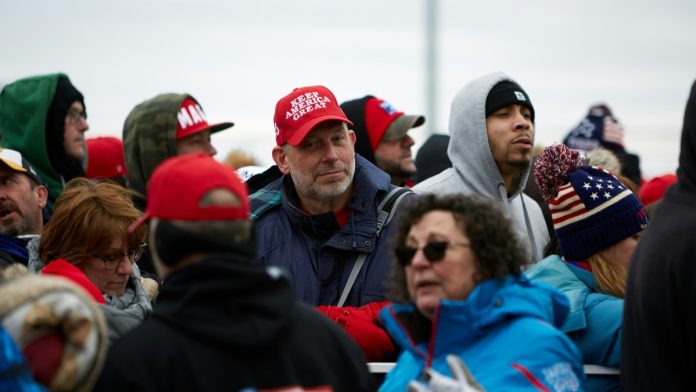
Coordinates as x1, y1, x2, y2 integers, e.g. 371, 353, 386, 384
79, 117, 90, 133
409, 248, 431, 269
205, 140, 217, 157
513, 110, 531, 131
322, 143, 339, 162
402, 135, 415, 148
116, 255, 134, 275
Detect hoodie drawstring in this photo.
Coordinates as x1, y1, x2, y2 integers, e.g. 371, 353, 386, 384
498, 182, 540, 264
520, 195, 539, 263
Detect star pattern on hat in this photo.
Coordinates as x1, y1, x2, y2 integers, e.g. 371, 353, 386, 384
577, 172, 625, 209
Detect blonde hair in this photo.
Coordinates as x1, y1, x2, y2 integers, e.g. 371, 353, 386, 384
39, 178, 146, 265
224, 149, 258, 169
587, 252, 627, 298
585, 147, 622, 175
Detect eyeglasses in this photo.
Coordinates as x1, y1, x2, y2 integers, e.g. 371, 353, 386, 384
394, 240, 470, 266
66, 108, 87, 125
93, 243, 147, 270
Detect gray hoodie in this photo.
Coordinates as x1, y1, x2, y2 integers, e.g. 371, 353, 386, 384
413, 72, 549, 265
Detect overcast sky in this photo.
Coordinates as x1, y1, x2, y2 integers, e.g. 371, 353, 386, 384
3, 0, 696, 178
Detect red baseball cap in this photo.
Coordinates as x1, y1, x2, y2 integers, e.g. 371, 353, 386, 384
85, 137, 127, 179
176, 97, 234, 140
129, 153, 249, 232
273, 85, 352, 146
364, 97, 425, 150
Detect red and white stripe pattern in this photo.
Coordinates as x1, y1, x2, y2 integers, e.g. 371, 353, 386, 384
550, 166, 632, 229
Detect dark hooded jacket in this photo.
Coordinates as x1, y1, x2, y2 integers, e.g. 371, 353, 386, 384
0, 73, 86, 211
95, 256, 373, 392
122, 93, 189, 277
621, 80, 696, 390
411, 133, 452, 183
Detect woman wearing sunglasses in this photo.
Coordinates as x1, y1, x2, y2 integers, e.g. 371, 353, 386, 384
28, 178, 155, 339
378, 194, 584, 391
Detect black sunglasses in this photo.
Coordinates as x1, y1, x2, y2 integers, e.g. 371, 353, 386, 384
394, 240, 470, 266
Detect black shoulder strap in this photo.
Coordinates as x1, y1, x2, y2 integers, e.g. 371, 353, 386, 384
337, 187, 413, 307
375, 187, 412, 237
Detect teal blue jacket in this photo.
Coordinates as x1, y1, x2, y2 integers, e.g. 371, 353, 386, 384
379, 275, 585, 391
526, 255, 623, 391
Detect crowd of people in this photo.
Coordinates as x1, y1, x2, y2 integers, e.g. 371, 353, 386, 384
0, 70, 693, 391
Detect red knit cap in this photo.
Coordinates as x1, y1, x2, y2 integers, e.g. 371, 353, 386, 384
85, 137, 127, 179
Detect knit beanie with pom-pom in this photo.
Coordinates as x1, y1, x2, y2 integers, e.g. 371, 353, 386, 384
534, 144, 648, 260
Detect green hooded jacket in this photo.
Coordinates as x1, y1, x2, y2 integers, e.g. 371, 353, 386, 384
123, 93, 187, 210
0, 73, 85, 207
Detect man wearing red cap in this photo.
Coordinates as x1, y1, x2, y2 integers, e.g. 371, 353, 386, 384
123, 94, 233, 211
340, 95, 425, 186
249, 85, 414, 361
122, 93, 234, 276
96, 153, 373, 391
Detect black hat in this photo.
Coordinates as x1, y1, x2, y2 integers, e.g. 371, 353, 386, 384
485, 81, 534, 123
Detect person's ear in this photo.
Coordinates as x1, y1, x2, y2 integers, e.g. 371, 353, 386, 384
148, 219, 170, 279
272, 146, 291, 175
35, 185, 49, 209
348, 130, 357, 146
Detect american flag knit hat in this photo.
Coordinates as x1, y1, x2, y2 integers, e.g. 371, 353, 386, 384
534, 144, 648, 261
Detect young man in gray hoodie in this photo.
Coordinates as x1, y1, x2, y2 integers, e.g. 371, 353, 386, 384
413, 72, 549, 265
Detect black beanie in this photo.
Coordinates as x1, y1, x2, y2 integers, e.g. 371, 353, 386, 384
152, 220, 257, 266
45, 74, 86, 181
340, 95, 376, 163
485, 81, 534, 123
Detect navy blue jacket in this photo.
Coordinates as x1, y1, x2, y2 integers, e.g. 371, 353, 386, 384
250, 154, 412, 307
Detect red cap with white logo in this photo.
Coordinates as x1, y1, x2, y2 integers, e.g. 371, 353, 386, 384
273, 85, 352, 146
176, 97, 234, 140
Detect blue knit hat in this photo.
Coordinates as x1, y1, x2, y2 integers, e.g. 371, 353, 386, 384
563, 104, 624, 152
534, 144, 648, 260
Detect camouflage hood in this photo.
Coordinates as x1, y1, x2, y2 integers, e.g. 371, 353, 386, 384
123, 93, 187, 208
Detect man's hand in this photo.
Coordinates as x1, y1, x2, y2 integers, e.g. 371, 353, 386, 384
407, 355, 485, 392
